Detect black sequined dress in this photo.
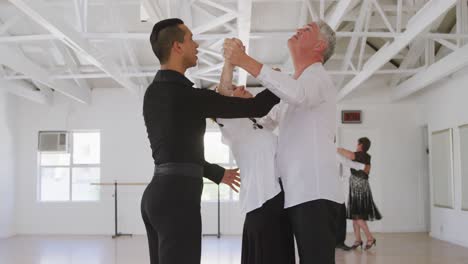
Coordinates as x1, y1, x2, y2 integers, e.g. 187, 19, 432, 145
347, 151, 382, 221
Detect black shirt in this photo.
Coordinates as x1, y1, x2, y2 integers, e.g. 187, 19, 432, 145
351, 151, 371, 179
143, 70, 280, 184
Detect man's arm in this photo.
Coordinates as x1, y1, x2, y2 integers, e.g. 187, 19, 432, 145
203, 161, 225, 184
223, 39, 325, 107
258, 66, 325, 107
193, 88, 280, 118
257, 102, 284, 131
203, 161, 241, 192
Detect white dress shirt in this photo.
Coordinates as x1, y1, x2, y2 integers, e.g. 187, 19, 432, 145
216, 118, 281, 214
257, 63, 345, 208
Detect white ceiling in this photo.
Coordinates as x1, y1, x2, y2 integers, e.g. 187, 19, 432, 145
0, 0, 467, 105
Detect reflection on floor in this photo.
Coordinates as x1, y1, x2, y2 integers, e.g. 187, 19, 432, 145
1, 233, 467, 264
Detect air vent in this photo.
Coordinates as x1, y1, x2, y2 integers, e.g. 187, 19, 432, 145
38, 131, 69, 152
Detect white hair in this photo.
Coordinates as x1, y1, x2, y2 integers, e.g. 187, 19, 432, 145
317, 20, 336, 63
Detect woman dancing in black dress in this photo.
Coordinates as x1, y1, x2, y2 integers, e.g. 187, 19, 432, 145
337, 137, 382, 250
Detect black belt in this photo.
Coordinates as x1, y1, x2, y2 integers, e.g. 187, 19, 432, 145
154, 163, 203, 178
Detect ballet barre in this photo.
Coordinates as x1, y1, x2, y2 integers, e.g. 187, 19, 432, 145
91, 181, 222, 239
91, 181, 148, 238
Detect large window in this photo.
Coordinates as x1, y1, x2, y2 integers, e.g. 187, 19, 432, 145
38, 131, 101, 202
202, 130, 239, 202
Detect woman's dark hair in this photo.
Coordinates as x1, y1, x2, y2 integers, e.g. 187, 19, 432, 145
150, 18, 185, 64
358, 137, 371, 152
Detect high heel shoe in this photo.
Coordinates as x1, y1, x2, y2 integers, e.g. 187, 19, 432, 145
350, 240, 363, 250
365, 238, 377, 250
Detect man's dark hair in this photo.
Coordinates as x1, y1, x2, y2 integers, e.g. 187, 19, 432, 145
358, 137, 371, 153
150, 18, 185, 64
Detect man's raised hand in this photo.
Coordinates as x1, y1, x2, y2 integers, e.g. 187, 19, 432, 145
223, 38, 246, 67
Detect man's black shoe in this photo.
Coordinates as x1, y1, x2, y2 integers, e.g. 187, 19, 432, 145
336, 243, 352, 251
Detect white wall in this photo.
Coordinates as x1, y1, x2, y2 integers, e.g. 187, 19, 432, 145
15, 89, 153, 235
410, 67, 468, 247
0, 91, 17, 238
339, 85, 428, 233
15, 82, 430, 236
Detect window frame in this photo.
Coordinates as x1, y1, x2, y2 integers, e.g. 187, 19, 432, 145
203, 128, 239, 203
37, 130, 101, 203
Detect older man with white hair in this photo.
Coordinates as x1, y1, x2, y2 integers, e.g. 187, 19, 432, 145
224, 21, 342, 264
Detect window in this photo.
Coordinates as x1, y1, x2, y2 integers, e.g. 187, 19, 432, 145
202, 130, 239, 202
38, 131, 101, 202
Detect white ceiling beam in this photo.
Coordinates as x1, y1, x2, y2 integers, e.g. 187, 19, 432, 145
33, 81, 54, 103
5, 31, 468, 43
371, 0, 395, 33
305, 0, 319, 21
198, 47, 223, 59
319, 0, 325, 20
9, 0, 139, 93
0, 15, 22, 35
396, 0, 403, 33
389, 15, 445, 87
0, 45, 91, 104
389, 39, 425, 87
181, 0, 202, 88
199, 0, 237, 14
0, 16, 56, 101
192, 4, 236, 33
393, 43, 468, 101
342, 14, 410, 30
165, 0, 171, 17
236, 0, 253, 86
72, 0, 88, 32
106, 0, 149, 90
82, 0, 88, 32
54, 42, 92, 92
192, 12, 238, 35
337, 0, 457, 101
141, 0, 165, 23
335, 0, 370, 88
5, 67, 425, 80
326, 0, 354, 30
434, 38, 459, 51
357, 3, 372, 71
456, 0, 468, 46
73, 0, 84, 32
192, 63, 224, 76
192, 75, 220, 84
0, 79, 50, 104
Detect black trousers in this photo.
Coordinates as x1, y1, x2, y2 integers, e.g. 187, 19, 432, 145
141, 169, 203, 264
241, 191, 296, 264
336, 203, 347, 245
287, 199, 340, 264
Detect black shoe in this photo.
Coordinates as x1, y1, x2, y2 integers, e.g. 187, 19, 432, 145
350, 240, 363, 250
364, 238, 376, 250
336, 243, 352, 251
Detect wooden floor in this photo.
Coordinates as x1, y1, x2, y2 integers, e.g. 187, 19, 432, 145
1, 233, 467, 264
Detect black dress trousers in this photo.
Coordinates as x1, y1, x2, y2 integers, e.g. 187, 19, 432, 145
287, 199, 340, 264
336, 203, 347, 245
141, 165, 204, 264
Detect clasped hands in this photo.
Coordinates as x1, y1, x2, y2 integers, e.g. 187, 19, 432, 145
223, 38, 247, 67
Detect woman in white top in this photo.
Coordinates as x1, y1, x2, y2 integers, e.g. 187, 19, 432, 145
214, 84, 295, 264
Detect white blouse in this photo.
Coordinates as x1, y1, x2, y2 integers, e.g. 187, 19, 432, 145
216, 118, 281, 214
